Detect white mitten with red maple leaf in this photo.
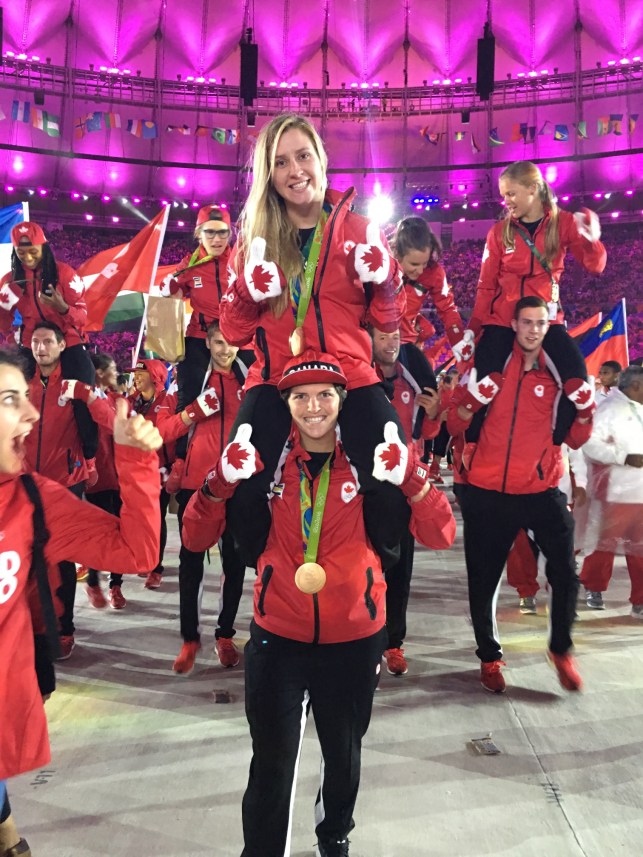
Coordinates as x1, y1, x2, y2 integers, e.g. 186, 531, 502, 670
203, 423, 264, 500
242, 237, 287, 302
185, 386, 221, 423
457, 368, 502, 414
347, 222, 392, 286
564, 377, 595, 414
452, 329, 475, 363
373, 422, 431, 498
573, 207, 601, 243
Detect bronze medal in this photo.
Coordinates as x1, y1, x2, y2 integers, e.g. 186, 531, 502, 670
294, 562, 326, 594
289, 327, 306, 356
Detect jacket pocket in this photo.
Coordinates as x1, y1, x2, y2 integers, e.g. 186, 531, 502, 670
364, 567, 377, 620
255, 326, 271, 381
257, 565, 273, 617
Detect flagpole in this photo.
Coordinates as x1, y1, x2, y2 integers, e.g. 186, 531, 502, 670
133, 204, 170, 364
622, 297, 629, 364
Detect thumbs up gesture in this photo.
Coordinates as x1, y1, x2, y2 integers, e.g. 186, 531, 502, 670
203, 423, 264, 500
373, 421, 409, 485
347, 222, 391, 286
243, 237, 287, 302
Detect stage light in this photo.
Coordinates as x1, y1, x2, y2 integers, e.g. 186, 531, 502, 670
220, 203, 228, 209
178, 220, 185, 227
561, 195, 570, 202
27, 189, 34, 195
110, 171, 118, 180
191, 201, 199, 208
458, 217, 465, 222
415, 204, 422, 210
269, 81, 277, 87
161, 199, 169, 206
625, 190, 634, 196
132, 196, 141, 204
619, 58, 629, 65
604, 192, 612, 199
540, 69, 549, 75
528, 71, 538, 77
102, 194, 111, 202
360, 82, 369, 89
173, 201, 179, 208
442, 202, 450, 209
611, 211, 620, 218
182, 203, 188, 209
38, 188, 47, 196
517, 72, 525, 78
83, 195, 89, 201
607, 60, 616, 67
85, 213, 93, 221
367, 193, 393, 224
71, 192, 81, 200
594, 192, 603, 199
5, 185, 14, 192
177, 176, 186, 187
112, 216, 120, 223
279, 82, 288, 88
471, 202, 479, 208
432, 79, 440, 85
12, 157, 24, 173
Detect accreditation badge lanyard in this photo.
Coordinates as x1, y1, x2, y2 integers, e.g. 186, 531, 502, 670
514, 228, 560, 320
299, 456, 332, 563
288, 209, 329, 354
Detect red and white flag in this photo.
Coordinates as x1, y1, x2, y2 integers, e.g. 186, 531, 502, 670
77, 207, 169, 331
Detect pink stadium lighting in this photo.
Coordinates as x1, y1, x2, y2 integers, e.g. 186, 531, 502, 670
160, 199, 169, 206
415, 204, 422, 210
607, 60, 616, 67
561, 195, 570, 201
540, 70, 549, 75
112, 216, 120, 223
122, 69, 131, 75
372, 82, 380, 87
12, 157, 24, 173
177, 176, 186, 187
17, 54, 27, 60
528, 71, 538, 77
99, 65, 107, 71
269, 82, 277, 87
442, 202, 450, 209
71, 192, 81, 200
594, 192, 603, 199
102, 194, 111, 202
110, 171, 118, 180
279, 82, 288, 88
454, 78, 462, 83
350, 82, 358, 88
196, 77, 205, 83
625, 190, 634, 196
85, 213, 93, 221
458, 183, 466, 192
517, 72, 525, 78
178, 220, 185, 227
191, 201, 199, 208
132, 196, 141, 204
360, 83, 369, 89
611, 211, 620, 218
471, 202, 479, 208
619, 58, 629, 65
432, 79, 440, 85
5, 185, 14, 192
38, 188, 47, 196
458, 217, 466, 222
186, 76, 194, 82
5, 51, 14, 57
220, 203, 228, 209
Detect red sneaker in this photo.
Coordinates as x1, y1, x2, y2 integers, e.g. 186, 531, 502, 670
173, 641, 201, 674
383, 647, 408, 675
57, 635, 75, 661
144, 571, 162, 589
480, 660, 506, 693
76, 565, 89, 582
430, 474, 445, 485
216, 637, 240, 668
548, 651, 582, 691
109, 586, 127, 610
85, 583, 107, 609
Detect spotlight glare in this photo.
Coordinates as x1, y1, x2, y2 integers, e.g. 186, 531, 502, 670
367, 194, 393, 225
178, 220, 185, 227
12, 157, 24, 174
177, 176, 186, 188
85, 213, 93, 221
112, 216, 120, 223
102, 194, 111, 202
625, 189, 634, 196
5, 185, 14, 192
611, 211, 620, 218
132, 196, 141, 204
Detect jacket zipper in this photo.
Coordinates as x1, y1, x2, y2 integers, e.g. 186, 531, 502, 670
310, 190, 352, 352
364, 567, 377, 620
256, 326, 270, 381
218, 375, 225, 456
257, 565, 273, 616
215, 258, 223, 301
501, 373, 525, 492
35, 376, 47, 472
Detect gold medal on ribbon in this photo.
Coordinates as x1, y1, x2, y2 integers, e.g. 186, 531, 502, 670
551, 282, 559, 303
294, 562, 326, 594
289, 326, 306, 356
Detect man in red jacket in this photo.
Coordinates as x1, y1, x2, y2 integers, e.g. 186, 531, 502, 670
447, 296, 594, 694
25, 321, 92, 659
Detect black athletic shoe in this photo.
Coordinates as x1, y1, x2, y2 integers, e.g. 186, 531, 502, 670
317, 838, 349, 857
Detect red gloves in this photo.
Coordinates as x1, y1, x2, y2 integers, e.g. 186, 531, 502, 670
457, 368, 502, 414
203, 424, 264, 500
564, 377, 596, 414
372, 422, 431, 499
165, 459, 185, 494
239, 237, 287, 303
452, 329, 475, 363
347, 222, 397, 288
85, 458, 98, 488
0, 281, 22, 312
185, 387, 221, 422
58, 379, 95, 406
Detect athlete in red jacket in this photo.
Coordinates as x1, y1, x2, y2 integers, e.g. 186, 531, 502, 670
0, 348, 161, 857
447, 297, 593, 695
182, 349, 454, 857
220, 113, 409, 573
459, 161, 606, 446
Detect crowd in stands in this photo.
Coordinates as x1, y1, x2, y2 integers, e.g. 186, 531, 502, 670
45, 222, 643, 365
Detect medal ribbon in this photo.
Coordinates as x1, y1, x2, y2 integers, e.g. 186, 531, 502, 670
290, 209, 329, 327
299, 456, 332, 563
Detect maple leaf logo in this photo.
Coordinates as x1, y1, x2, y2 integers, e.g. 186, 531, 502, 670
226, 443, 250, 470
574, 387, 592, 406
461, 344, 473, 360
361, 245, 384, 273
478, 381, 496, 398
69, 275, 85, 294
204, 390, 219, 411
379, 444, 402, 471
251, 265, 274, 294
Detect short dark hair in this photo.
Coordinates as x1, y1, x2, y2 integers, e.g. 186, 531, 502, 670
280, 384, 347, 407
618, 365, 643, 392
32, 321, 65, 343
0, 348, 29, 378
514, 296, 548, 319
91, 352, 116, 372
394, 216, 442, 264
600, 360, 622, 373
116, 373, 128, 386
206, 320, 222, 337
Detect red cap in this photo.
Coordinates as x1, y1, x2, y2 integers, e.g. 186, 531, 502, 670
196, 205, 231, 228
277, 350, 347, 391
131, 359, 168, 394
11, 221, 47, 247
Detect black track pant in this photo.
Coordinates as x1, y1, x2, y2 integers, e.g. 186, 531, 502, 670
241, 622, 387, 857
175, 337, 212, 460
384, 529, 415, 649
467, 324, 587, 445
460, 484, 578, 662
57, 482, 85, 636
150, 488, 171, 576
226, 383, 411, 571
176, 489, 246, 641
85, 490, 123, 588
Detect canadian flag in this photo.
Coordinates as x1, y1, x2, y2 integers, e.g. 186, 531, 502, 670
77, 206, 169, 330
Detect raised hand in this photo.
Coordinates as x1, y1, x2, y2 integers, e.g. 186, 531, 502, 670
574, 207, 601, 243
347, 222, 391, 286
373, 421, 409, 485
564, 377, 596, 412
203, 423, 264, 500
113, 397, 163, 452
243, 237, 287, 302
185, 387, 221, 423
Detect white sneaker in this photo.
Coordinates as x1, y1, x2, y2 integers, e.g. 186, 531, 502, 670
519, 596, 537, 615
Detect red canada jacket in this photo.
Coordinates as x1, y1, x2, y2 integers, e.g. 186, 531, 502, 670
182, 429, 455, 644
447, 344, 593, 494
384, 363, 441, 442
220, 187, 406, 391
0, 261, 88, 347
168, 246, 231, 339
25, 363, 88, 487
400, 264, 465, 346
0, 445, 160, 780
87, 390, 121, 494
470, 209, 607, 332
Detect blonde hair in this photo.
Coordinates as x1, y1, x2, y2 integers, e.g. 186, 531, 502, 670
499, 161, 560, 264
238, 113, 328, 316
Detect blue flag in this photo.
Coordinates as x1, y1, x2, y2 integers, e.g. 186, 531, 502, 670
0, 202, 29, 325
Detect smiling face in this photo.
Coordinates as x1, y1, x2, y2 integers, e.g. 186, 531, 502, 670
511, 305, 550, 355
15, 243, 44, 270
198, 219, 230, 257
286, 383, 341, 452
499, 177, 544, 222
0, 364, 39, 475
96, 360, 118, 391
372, 328, 401, 371
207, 328, 238, 371
399, 247, 431, 281
271, 127, 325, 226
